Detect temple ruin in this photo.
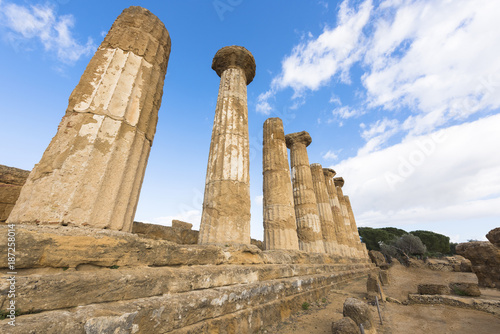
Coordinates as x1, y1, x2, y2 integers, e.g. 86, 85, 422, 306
0, 6, 371, 333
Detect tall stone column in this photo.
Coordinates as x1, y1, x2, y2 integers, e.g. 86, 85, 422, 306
345, 195, 363, 250
7, 7, 171, 232
323, 168, 351, 257
335, 177, 359, 257
310, 163, 341, 255
199, 46, 256, 245
262, 118, 299, 250
285, 131, 324, 253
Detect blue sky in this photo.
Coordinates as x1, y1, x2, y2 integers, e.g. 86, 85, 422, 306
1, 0, 499, 243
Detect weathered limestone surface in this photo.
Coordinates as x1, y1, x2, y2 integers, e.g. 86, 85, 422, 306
343, 297, 373, 330
0, 264, 370, 333
331, 317, 359, 334
335, 177, 357, 255
408, 294, 500, 316
285, 132, 324, 253
262, 118, 299, 250
486, 227, 500, 247
0, 263, 371, 314
7, 7, 171, 231
418, 284, 450, 295
0, 222, 372, 332
310, 163, 340, 255
368, 250, 386, 267
323, 169, 353, 257
199, 46, 256, 245
0, 165, 30, 221
449, 282, 481, 297
132, 221, 198, 244
344, 195, 362, 249
0, 225, 369, 270
367, 271, 385, 301
456, 240, 500, 288
132, 221, 264, 249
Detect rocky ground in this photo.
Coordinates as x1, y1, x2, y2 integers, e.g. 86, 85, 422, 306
260, 261, 500, 334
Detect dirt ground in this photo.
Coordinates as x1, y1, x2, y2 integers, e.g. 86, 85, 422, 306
261, 262, 500, 334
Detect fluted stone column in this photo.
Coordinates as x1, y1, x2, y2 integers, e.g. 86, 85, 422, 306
199, 46, 256, 245
262, 118, 299, 250
285, 132, 324, 253
323, 168, 351, 257
335, 177, 359, 257
7, 7, 171, 232
345, 195, 363, 251
310, 163, 342, 255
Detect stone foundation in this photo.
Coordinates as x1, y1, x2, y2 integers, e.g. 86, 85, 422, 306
0, 165, 30, 222
0, 225, 372, 333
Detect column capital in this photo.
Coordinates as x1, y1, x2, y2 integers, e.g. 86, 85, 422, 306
212, 45, 256, 85
334, 177, 344, 188
285, 131, 312, 148
322, 168, 336, 178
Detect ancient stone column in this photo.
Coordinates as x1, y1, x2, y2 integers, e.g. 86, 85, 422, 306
345, 195, 363, 250
335, 177, 359, 257
310, 163, 341, 255
7, 7, 171, 232
323, 168, 351, 257
285, 132, 324, 253
198, 46, 256, 245
262, 118, 299, 250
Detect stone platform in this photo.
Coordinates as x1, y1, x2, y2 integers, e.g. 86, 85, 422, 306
0, 225, 372, 333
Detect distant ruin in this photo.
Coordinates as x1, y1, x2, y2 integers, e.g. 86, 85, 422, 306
0, 6, 371, 333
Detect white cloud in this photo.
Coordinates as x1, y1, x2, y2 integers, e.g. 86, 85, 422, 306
357, 118, 399, 154
333, 113, 500, 230
0, 2, 95, 64
362, 0, 500, 135
332, 105, 365, 119
256, 0, 373, 112
259, 0, 500, 136
322, 150, 339, 161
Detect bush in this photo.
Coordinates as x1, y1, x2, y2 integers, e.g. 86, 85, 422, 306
379, 234, 426, 264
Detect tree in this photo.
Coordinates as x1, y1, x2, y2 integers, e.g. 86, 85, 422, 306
449, 242, 458, 255
358, 227, 403, 251
380, 227, 407, 238
410, 230, 450, 254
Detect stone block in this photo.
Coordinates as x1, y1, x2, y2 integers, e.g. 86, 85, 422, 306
379, 269, 390, 285
418, 284, 450, 295
172, 220, 193, 230
457, 240, 500, 288
0, 164, 30, 186
486, 227, 500, 248
331, 317, 360, 334
368, 250, 386, 267
343, 297, 373, 329
449, 282, 481, 297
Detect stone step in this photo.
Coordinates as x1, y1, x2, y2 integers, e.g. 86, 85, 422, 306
0, 267, 370, 333
0, 263, 373, 314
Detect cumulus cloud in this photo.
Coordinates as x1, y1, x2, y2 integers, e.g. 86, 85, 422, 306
362, 0, 500, 135
0, 2, 95, 64
257, 0, 373, 113
333, 113, 500, 230
322, 150, 339, 161
259, 0, 500, 141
